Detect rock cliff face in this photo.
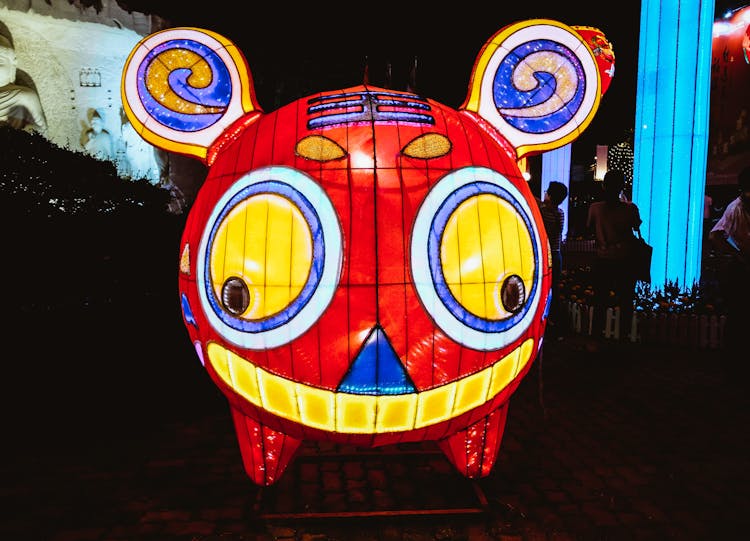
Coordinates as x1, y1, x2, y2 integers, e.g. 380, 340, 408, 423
1, 0, 166, 34
0, 1, 203, 210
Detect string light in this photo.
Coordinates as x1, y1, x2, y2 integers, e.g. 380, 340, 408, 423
607, 140, 634, 196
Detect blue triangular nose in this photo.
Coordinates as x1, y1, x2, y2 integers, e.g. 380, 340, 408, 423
338, 326, 416, 395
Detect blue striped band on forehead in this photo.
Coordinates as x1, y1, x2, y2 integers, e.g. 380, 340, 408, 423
307, 91, 434, 129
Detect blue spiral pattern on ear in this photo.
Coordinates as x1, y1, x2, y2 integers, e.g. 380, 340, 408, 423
137, 38, 231, 132
493, 39, 585, 134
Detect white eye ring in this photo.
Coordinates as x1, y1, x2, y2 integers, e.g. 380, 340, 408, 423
197, 166, 342, 350
410, 166, 543, 350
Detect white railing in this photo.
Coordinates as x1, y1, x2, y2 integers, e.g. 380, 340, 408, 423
564, 302, 725, 348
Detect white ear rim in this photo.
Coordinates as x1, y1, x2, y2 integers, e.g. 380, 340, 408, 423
471, 21, 601, 157
122, 27, 255, 160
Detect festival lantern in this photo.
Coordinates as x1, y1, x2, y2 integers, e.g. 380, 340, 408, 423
121, 19, 612, 486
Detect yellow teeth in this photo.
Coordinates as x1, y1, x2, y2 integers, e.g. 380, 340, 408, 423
207, 338, 534, 434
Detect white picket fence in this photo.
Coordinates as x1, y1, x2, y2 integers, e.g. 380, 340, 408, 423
566, 302, 726, 349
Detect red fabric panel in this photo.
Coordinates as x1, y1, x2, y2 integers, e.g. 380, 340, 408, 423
437, 402, 508, 479
231, 406, 302, 486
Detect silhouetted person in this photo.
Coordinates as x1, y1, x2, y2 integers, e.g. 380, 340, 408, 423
540, 181, 569, 339
709, 166, 750, 366
586, 170, 642, 342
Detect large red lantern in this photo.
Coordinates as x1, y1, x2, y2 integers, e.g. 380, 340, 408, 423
122, 19, 612, 486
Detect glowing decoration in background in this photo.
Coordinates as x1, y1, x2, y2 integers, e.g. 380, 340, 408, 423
518, 157, 531, 181
122, 20, 612, 486
541, 143, 571, 241
0, 7, 180, 187
595, 145, 609, 181
607, 140, 634, 192
709, 4, 750, 186
633, 0, 714, 289
712, 5, 750, 37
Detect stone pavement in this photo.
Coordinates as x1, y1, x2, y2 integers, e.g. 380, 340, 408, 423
3, 328, 750, 541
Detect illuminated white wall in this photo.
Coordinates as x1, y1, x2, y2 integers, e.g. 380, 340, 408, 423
633, 0, 714, 288
541, 143, 571, 241
0, 5, 160, 182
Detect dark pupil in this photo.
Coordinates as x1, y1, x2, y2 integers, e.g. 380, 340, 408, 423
222, 277, 250, 315
501, 275, 525, 313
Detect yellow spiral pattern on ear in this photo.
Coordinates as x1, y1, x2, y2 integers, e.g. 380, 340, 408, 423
121, 27, 261, 162
498, 53, 577, 118
146, 49, 226, 116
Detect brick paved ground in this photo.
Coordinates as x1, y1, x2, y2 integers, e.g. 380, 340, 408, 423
3, 309, 749, 541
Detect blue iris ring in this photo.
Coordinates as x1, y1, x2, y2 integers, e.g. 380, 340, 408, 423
427, 181, 539, 333
204, 180, 324, 333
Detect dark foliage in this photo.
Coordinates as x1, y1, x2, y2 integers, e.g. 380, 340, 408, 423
1, 125, 206, 443
0, 126, 184, 314
0, 126, 172, 217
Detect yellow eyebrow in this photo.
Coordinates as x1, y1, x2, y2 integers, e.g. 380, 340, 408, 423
402, 133, 452, 159
295, 135, 347, 161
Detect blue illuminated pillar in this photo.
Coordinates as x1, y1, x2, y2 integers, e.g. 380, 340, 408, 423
542, 143, 571, 241
632, 0, 714, 289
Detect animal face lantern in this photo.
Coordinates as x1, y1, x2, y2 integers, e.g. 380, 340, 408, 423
122, 19, 613, 486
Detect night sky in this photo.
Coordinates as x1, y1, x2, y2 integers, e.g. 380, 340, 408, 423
121, 1, 745, 164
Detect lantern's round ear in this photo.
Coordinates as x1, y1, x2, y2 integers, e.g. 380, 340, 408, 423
461, 19, 607, 159
121, 27, 261, 163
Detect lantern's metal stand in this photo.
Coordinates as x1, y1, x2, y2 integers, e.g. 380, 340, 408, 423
253, 446, 489, 520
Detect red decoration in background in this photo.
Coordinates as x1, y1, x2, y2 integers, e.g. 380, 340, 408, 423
574, 25, 616, 95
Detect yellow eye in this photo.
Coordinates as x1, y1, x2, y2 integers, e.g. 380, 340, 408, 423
410, 167, 542, 350
197, 167, 342, 350
210, 193, 313, 320
440, 193, 535, 320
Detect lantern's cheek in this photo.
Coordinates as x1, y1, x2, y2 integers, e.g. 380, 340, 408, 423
205, 338, 535, 435
411, 167, 544, 351
194, 166, 342, 351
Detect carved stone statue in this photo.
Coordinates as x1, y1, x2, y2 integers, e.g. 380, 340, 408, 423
0, 34, 47, 133
83, 110, 113, 160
